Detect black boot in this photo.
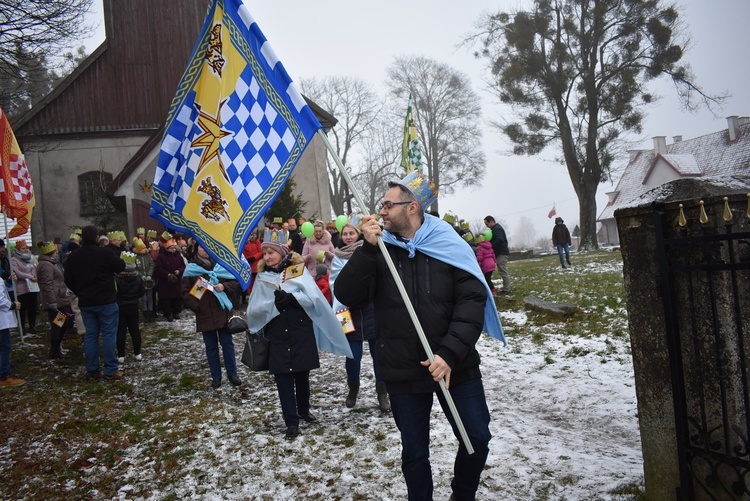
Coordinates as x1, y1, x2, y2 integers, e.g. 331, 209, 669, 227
48, 331, 66, 359
345, 381, 359, 408
376, 382, 391, 413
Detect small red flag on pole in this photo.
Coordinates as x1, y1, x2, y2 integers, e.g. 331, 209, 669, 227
547, 205, 557, 219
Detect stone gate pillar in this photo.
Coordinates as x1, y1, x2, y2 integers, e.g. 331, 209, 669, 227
615, 175, 750, 500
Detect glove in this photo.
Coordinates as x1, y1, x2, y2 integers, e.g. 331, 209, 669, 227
246, 256, 255, 263
274, 289, 294, 309
167, 273, 178, 283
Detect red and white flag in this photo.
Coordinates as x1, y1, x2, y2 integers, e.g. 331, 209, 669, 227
547, 205, 557, 219
0, 106, 35, 238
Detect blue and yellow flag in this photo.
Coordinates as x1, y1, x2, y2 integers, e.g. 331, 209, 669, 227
400, 93, 422, 174
151, 0, 322, 288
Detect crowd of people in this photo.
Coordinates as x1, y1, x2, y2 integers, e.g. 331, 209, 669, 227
0, 170, 578, 500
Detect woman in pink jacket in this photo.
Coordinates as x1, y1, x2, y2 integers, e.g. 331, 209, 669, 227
475, 236, 497, 294
301, 220, 335, 274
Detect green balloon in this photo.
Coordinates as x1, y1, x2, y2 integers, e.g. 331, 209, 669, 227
301, 221, 315, 238
484, 229, 493, 241
335, 215, 347, 232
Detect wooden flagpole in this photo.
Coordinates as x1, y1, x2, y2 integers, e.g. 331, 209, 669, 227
317, 130, 475, 455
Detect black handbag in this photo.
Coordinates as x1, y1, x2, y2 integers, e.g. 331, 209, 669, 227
241, 330, 269, 371
226, 313, 248, 334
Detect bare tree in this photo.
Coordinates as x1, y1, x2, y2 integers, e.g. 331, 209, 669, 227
469, 0, 724, 249
387, 56, 487, 214
350, 115, 403, 214
299, 76, 382, 215
0, 0, 94, 117
512, 215, 538, 249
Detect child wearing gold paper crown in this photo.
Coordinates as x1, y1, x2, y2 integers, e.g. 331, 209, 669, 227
132, 238, 156, 322
115, 252, 146, 365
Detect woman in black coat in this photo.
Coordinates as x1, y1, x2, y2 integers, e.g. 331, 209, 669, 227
247, 238, 319, 439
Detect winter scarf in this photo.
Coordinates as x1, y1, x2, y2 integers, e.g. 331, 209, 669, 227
183, 259, 237, 311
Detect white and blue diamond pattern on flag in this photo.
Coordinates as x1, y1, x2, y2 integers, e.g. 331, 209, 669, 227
150, 0, 322, 288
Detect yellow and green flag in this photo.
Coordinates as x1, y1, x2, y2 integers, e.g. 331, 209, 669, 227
400, 93, 423, 174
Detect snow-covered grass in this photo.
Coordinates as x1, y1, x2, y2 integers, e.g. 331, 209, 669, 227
0, 251, 644, 500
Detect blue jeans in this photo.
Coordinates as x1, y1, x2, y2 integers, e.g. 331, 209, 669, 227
345, 338, 381, 384
202, 328, 238, 381
556, 243, 571, 266
0, 328, 11, 378
81, 302, 120, 376
390, 378, 492, 501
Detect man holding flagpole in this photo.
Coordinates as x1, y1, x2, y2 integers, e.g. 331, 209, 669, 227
335, 172, 502, 501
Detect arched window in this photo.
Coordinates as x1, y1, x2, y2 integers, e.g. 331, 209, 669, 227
78, 171, 113, 217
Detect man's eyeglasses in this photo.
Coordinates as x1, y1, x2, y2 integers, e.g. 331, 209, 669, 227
378, 201, 412, 211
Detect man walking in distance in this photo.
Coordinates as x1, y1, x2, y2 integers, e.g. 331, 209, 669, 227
64, 226, 126, 380
484, 215, 511, 294
335, 173, 504, 501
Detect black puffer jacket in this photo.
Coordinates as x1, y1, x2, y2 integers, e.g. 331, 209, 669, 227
115, 271, 146, 306
334, 240, 487, 394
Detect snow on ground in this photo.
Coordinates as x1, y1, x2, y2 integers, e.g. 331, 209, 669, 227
96, 289, 642, 500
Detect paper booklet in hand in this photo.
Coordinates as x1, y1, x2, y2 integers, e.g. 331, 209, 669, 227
189, 277, 214, 299
335, 308, 355, 334
282, 263, 305, 282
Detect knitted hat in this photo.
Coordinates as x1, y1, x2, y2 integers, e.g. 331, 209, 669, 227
262, 228, 289, 256
38, 241, 56, 255
315, 263, 328, 278
397, 171, 438, 210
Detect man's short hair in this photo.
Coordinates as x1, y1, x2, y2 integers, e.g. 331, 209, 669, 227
484, 215, 495, 223
82, 225, 99, 244
386, 181, 423, 218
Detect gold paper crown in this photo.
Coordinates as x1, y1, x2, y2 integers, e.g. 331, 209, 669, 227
119, 231, 127, 241
160, 231, 172, 243
263, 229, 289, 245
459, 220, 469, 230
121, 251, 137, 265
398, 172, 438, 209
38, 241, 56, 254
462, 232, 474, 243
273, 216, 283, 224
344, 213, 365, 232
132, 238, 147, 252
69, 233, 81, 242
147, 229, 157, 239
136, 227, 145, 235
106, 231, 121, 241
442, 212, 456, 225
74, 227, 82, 235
